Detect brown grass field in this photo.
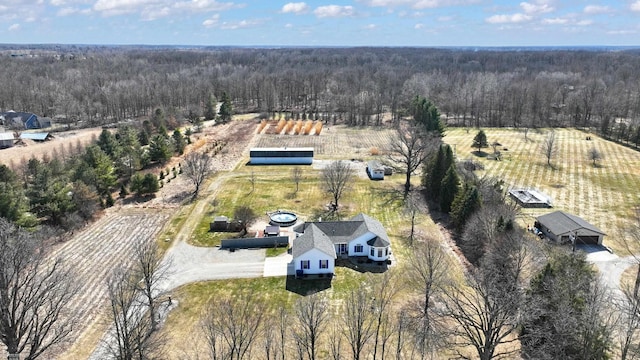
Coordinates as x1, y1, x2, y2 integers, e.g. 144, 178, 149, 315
443, 127, 640, 254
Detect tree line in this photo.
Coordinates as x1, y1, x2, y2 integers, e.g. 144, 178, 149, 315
1, 47, 640, 134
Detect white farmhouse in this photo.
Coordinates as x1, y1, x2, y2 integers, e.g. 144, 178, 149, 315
292, 213, 391, 277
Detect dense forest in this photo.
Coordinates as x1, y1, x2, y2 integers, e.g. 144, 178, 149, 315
2, 46, 640, 139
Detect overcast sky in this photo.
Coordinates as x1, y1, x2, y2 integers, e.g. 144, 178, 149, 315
2, 0, 639, 47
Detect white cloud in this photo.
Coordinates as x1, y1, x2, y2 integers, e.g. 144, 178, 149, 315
219, 18, 261, 29
364, 23, 376, 29
93, 0, 236, 19
583, 5, 610, 14
631, 1, 640, 11
437, 15, 453, 22
358, 0, 479, 10
414, 23, 424, 29
314, 5, 355, 18
202, 13, 220, 27
520, 1, 554, 15
486, 13, 532, 24
542, 17, 568, 25
285, 23, 293, 28
8, 23, 20, 31
281, 2, 308, 14
57, 7, 79, 16
607, 29, 636, 34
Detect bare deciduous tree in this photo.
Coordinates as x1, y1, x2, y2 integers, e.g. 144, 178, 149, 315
291, 167, 303, 194
0, 218, 78, 360
388, 125, 435, 198
617, 285, 640, 360
106, 266, 163, 360
370, 272, 400, 360
234, 206, 258, 235
322, 160, 353, 212
541, 130, 558, 168
342, 288, 376, 360
248, 170, 256, 194
182, 152, 214, 198
406, 236, 451, 359
443, 270, 522, 360
588, 146, 603, 167
132, 240, 171, 332
202, 290, 266, 360
292, 293, 329, 360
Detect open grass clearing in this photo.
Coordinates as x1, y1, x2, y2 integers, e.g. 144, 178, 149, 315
443, 127, 640, 255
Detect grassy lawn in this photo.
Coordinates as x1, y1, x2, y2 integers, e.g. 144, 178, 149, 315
443, 127, 640, 254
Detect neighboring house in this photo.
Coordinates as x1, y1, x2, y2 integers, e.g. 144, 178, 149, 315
249, 147, 314, 165
0, 132, 14, 148
367, 160, 385, 180
0, 111, 51, 129
535, 211, 605, 245
292, 213, 392, 276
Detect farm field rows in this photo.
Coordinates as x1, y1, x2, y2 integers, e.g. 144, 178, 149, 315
443, 127, 640, 253
36, 209, 171, 360
254, 124, 397, 158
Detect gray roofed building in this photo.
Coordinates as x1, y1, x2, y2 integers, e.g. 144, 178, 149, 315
536, 211, 605, 245
294, 213, 391, 247
292, 224, 336, 258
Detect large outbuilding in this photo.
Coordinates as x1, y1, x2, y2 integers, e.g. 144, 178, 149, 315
249, 147, 314, 165
535, 211, 605, 245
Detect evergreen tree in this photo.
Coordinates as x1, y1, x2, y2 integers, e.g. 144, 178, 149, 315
151, 108, 165, 130
440, 165, 460, 213
412, 95, 445, 136
148, 135, 174, 163
450, 183, 481, 231
218, 91, 233, 123
97, 129, 121, 160
473, 130, 489, 153
76, 145, 117, 198
423, 144, 454, 199
204, 94, 217, 120
172, 129, 186, 155
129, 173, 160, 196
0, 164, 28, 223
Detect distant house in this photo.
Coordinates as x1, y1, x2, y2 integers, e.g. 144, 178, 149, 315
0, 132, 14, 148
536, 211, 605, 245
249, 147, 314, 165
292, 213, 392, 277
367, 160, 385, 180
0, 111, 51, 130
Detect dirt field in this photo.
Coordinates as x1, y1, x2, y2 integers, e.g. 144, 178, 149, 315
0, 128, 103, 168
254, 124, 397, 158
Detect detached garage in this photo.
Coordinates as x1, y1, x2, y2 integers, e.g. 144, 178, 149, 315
535, 211, 605, 245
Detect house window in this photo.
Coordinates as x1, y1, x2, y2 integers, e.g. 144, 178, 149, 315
385, 248, 389, 255
301, 260, 310, 269
319, 260, 328, 269
370, 248, 374, 256
355, 245, 363, 253
378, 249, 383, 257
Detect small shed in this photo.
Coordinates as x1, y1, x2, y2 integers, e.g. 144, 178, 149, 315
536, 211, 605, 245
0, 132, 14, 148
367, 160, 385, 180
20, 132, 53, 142
265, 225, 280, 237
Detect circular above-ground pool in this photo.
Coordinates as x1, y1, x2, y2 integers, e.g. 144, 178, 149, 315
270, 211, 298, 227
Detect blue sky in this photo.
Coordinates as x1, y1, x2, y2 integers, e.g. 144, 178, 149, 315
1, 0, 639, 46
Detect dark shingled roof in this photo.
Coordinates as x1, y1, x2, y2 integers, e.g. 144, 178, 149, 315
537, 211, 605, 236
294, 213, 391, 248
292, 224, 336, 258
